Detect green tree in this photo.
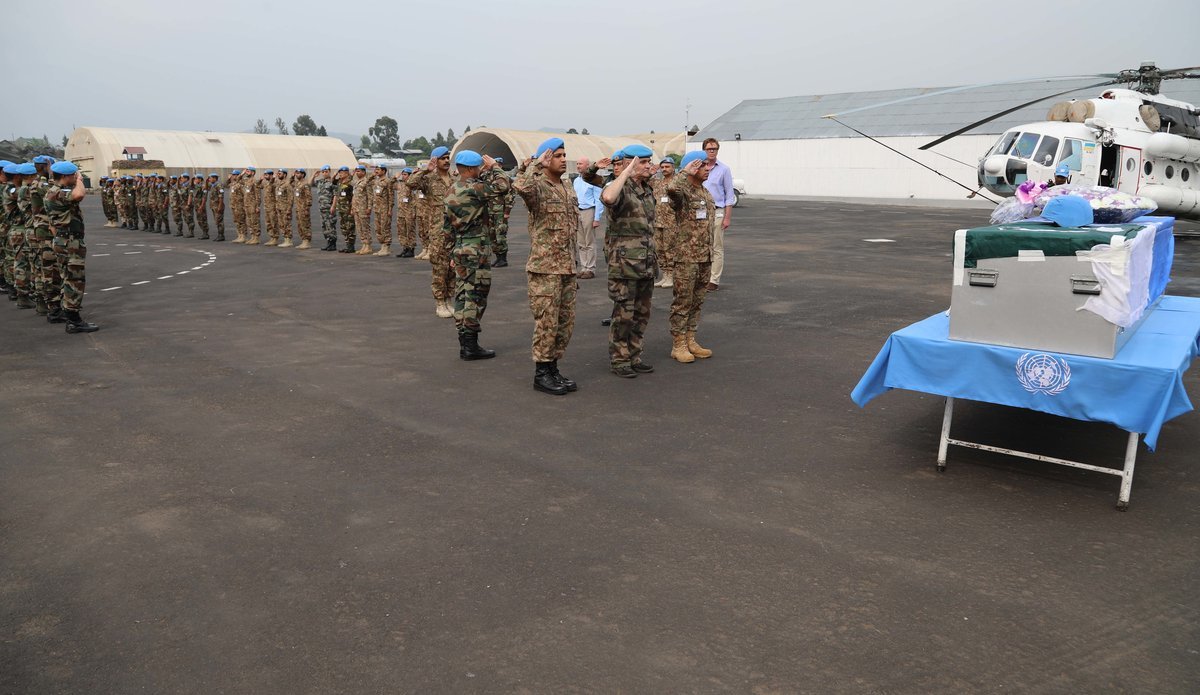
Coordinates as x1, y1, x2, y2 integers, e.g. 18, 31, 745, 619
293, 114, 319, 136
274, 117, 289, 135
464, 125, 471, 134
369, 116, 400, 155
254, 119, 270, 134
316, 125, 327, 137
360, 135, 372, 150
566, 128, 578, 134
446, 127, 456, 147
402, 136, 432, 156
581, 128, 590, 135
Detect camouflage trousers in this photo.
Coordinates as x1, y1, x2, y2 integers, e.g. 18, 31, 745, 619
194, 206, 209, 238
263, 203, 277, 240
669, 261, 711, 336
0, 224, 11, 286
319, 199, 336, 240
30, 227, 57, 302
374, 207, 392, 246
243, 199, 261, 240
232, 199, 246, 235
210, 204, 225, 238
396, 207, 415, 248
452, 237, 492, 334
607, 277, 654, 368
139, 204, 152, 228
336, 204, 355, 244
653, 224, 676, 271
276, 203, 293, 242
7, 225, 30, 295
172, 205, 185, 235
158, 203, 171, 232
295, 202, 311, 242
489, 218, 509, 256
528, 272, 576, 362
183, 207, 197, 237
39, 231, 63, 305
354, 208, 371, 247
428, 218, 454, 301
416, 204, 431, 249
52, 233, 86, 311
102, 197, 117, 223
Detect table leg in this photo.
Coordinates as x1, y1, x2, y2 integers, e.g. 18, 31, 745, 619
1116, 432, 1140, 511
937, 397, 954, 472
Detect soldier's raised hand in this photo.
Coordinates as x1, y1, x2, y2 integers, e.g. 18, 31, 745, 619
596, 157, 612, 169
482, 154, 497, 170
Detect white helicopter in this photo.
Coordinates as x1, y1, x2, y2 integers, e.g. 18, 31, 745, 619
828, 63, 1200, 219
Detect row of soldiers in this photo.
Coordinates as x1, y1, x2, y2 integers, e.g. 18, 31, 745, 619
1, 157, 99, 333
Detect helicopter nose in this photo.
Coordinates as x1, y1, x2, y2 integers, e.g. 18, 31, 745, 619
982, 155, 1007, 177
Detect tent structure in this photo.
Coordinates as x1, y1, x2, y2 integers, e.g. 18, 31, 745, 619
64, 127, 357, 182
453, 128, 686, 166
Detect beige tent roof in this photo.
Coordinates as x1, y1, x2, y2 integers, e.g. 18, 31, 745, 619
64, 127, 357, 180
453, 128, 686, 165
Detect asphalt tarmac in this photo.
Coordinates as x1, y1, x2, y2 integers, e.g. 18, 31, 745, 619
3, 197, 1199, 693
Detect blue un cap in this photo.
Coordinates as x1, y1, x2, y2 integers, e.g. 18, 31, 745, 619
454, 150, 483, 167
33, 155, 54, 164
430, 146, 449, 158
1029, 195, 1094, 228
680, 151, 706, 169
535, 137, 564, 158
402, 167, 413, 173
320, 164, 330, 171
50, 161, 79, 175
16, 163, 37, 175
231, 169, 241, 175
621, 144, 654, 159
338, 166, 349, 172
1054, 163, 1070, 178
3, 164, 18, 175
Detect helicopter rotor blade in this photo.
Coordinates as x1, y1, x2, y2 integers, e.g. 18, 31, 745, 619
917, 79, 1117, 151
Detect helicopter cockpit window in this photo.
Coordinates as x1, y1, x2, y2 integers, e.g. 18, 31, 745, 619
1058, 139, 1084, 171
1011, 132, 1040, 160
1033, 136, 1060, 167
991, 131, 1018, 157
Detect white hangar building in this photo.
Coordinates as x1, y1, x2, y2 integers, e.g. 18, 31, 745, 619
689, 77, 1200, 202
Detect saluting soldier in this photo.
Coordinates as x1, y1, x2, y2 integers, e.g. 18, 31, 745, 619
292, 169, 312, 249
10, 163, 36, 309
45, 161, 98, 333
193, 173, 210, 239
242, 167, 262, 245
0, 162, 14, 297
229, 170, 246, 242
406, 147, 456, 317
351, 164, 373, 255
29, 156, 57, 316
260, 169, 277, 245
273, 169, 293, 247
392, 168, 416, 257
314, 165, 337, 250
332, 166, 355, 252
207, 173, 226, 241
652, 158, 678, 288
487, 157, 514, 268
666, 151, 716, 363
371, 164, 393, 256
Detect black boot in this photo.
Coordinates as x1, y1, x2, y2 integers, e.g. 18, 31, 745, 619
549, 360, 577, 392
215, 234, 225, 242
459, 331, 496, 361
34, 297, 48, 315
63, 310, 99, 333
493, 252, 508, 268
535, 362, 568, 395
15, 293, 35, 309
396, 246, 414, 258
47, 307, 66, 323
323, 237, 338, 251
338, 240, 354, 253
632, 360, 654, 373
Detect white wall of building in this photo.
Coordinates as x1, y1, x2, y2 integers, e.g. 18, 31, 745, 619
693, 135, 1000, 201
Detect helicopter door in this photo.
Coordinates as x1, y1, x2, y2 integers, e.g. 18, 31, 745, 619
1116, 147, 1142, 194
1098, 145, 1118, 187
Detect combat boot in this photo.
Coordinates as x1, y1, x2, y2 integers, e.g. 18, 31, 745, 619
215, 233, 225, 242
549, 360, 578, 392
355, 243, 372, 255
534, 362, 568, 395
415, 247, 429, 260
199, 232, 210, 240
34, 297, 48, 315
322, 238, 338, 251
373, 244, 390, 257
686, 331, 712, 358
493, 252, 508, 268
297, 240, 311, 250
459, 331, 496, 361
184, 231, 195, 238
47, 307, 66, 323
278, 238, 293, 248
264, 238, 278, 247
245, 236, 260, 246
339, 240, 355, 253
396, 246, 414, 258
232, 233, 246, 243
656, 272, 674, 288
435, 300, 452, 318
15, 293, 35, 310
63, 310, 99, 333
174, 229, 184, 237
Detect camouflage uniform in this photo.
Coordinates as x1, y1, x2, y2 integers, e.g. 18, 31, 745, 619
371, 173, 392, 248
157, 179, 171, 233
45, 181, 87, 311
652, 174, 678, 275
446, 168, 510, 336
208, 179, 225, 240
261, 175, 277, 242
137, 180, 152, 229
393, 177, 416, 251
29, 175, 58, 308
666, 175, 714, 337
121, 180, 136, 228
11, 181, 34, 302
145, 180, 158, 230
169, 180, 184, 235
584, 166, 657, 369
229, 174, 245, 239
192, 179, 210, 239
514, 160, 579, 363
293, 175, 312, 244
181, 180, 197, 237
351, 172, 372, 250
487, 174, 514, 257
242, 174, 261, 242
273, 177, 293, 244
407, 168, 456, 300
334, 176, 355, 246
100, 180, 117, 224
315, 175, 336, 243
0, 179, 12, 290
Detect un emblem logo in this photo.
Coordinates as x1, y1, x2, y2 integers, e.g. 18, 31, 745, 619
1016, 352, 1072, 395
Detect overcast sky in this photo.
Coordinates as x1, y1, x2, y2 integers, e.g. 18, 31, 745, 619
3, 0, 1197, 145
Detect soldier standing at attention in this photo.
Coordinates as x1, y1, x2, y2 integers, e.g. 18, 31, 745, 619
6, 164, 33, 307
193, 173, 210, 239
488, 157, 513, 268
207, 173, 225, 241
444, 150, 509, 360
332, 166, 355, 253
138, 174, 153, 230
228, 170, 245, 242
666, 151, 716, 363
171, 175, 187, 236
12, 163, 39, 310
392, 168, 416, 257
179, 173, 197, 237
371, 165, 393, 257
29, 156, 57, 316
513, 137, 580, 395
406, 146, 456, 317
98, 177, 114, 226
259, 169, 277, 245
45, 161, 98, 333
242, 167, 262, 245
157, 175, 170, 233
273, 169, 293, 247
315, 165, 337, 250
652, 158, 678, 288
291, 169, 312, 249
351, 164, 373, 255
586, 144, 657, 378
145, 175, 159, 232
0, 163, 12, 298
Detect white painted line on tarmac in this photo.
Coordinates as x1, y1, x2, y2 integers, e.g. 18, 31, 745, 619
154, 249, 171, 252
132, 281, 150, 286
191, 266, 203, 271
93, 253, 110, 257
125, 251, 142, 255
863, 239, 897, 243
158, 276, 173, 280
177, 271, 190, 275
100, 286, 121, 292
